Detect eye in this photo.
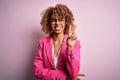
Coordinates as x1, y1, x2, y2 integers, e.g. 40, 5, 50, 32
50, 19, 56, 22
59, 18, 65, 22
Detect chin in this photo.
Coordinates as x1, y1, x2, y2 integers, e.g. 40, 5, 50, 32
54, 31, 64, 34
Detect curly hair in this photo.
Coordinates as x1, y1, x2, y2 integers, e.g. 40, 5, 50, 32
40, 4, 75, 35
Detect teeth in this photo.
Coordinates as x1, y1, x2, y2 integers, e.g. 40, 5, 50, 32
55, 26, 61, 30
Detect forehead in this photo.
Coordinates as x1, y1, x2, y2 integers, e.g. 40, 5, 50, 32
50, 13, 65, 19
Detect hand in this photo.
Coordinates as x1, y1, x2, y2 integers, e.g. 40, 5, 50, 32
72, 73, 86, 80
67, 25, 77, 50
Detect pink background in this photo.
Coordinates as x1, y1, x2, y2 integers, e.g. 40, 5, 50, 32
0, 0, 120, 80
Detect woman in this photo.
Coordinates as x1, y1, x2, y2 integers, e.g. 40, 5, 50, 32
34, 4, 82, 80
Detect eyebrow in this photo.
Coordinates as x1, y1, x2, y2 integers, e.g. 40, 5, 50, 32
51, 18, 64, 20
50, 15, 65, 19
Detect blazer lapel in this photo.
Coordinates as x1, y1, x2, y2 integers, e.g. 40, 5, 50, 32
45, 36, 55, 69
57, 34, 68, 69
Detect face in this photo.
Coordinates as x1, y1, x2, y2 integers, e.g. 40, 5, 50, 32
50, 13, 65, 35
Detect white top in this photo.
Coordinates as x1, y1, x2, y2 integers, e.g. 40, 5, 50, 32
52, 40, 60, 69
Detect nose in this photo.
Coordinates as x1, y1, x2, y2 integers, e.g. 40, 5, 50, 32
56, 20, 60, 25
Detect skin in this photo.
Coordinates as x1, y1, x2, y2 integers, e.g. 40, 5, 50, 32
67, 25, 77, 50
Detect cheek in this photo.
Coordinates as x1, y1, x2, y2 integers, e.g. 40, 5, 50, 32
62, 26, 65, 31
62, 23, 66, 31
62, 22, 66, 27
51, 26, 54, 30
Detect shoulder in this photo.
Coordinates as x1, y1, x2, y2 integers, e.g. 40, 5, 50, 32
75, 40, 81, 48
38, 36, 51, 43
37, 36, 52, 48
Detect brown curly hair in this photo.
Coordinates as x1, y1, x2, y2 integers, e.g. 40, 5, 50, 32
40, 4, 75, 35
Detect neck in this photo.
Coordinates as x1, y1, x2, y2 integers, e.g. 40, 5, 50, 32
52, 33, 64, 42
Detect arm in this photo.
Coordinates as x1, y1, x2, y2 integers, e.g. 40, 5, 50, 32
66, 25, 81, 79
34, 42, 66, 80
65, 40, 80, 79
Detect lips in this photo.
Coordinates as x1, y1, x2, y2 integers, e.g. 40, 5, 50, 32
55, 26, 61, 30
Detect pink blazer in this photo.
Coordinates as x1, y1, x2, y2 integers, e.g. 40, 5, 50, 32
34, 34, 81, 80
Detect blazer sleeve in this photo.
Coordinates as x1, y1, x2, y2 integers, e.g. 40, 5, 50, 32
34, 41, 66, 80
65, 40, 81, 79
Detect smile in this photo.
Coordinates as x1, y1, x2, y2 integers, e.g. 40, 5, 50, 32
55, 26, 61, 30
